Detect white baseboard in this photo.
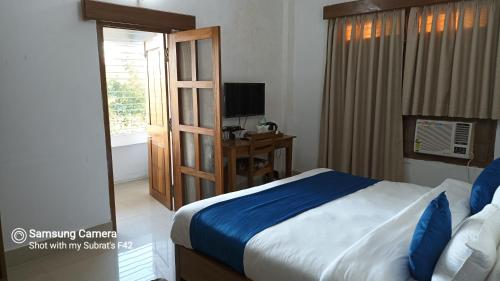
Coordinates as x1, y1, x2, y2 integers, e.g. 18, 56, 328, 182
114, 176, 148, 185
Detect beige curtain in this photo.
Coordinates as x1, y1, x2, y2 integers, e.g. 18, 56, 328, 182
319, 10, 405, 181
403, 0, 500, 119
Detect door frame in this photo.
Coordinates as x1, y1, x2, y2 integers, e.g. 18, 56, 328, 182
82, 0, 195, 230
0, 215, 7, 281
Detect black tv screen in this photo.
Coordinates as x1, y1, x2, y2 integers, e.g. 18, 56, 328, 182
224, 83, 265, 118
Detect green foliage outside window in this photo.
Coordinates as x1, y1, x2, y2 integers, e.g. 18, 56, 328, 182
107, 66, 147, 136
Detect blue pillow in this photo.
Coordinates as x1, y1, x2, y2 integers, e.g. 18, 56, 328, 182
409, 192, 452, 281
471, 158, 500, 215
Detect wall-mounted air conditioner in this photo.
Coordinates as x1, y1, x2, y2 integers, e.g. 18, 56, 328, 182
414, 119, 474, 159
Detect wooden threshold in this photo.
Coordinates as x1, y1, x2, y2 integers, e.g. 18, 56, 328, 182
323, 0, 460, 19
82, 0, 195, 31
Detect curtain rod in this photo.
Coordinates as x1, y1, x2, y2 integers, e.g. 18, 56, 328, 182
323, 0, 461, 19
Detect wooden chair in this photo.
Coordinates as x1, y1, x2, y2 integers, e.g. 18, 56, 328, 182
237, 132, 278, 188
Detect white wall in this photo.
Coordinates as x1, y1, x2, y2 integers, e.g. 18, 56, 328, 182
111, 134, 149, 184
0, 0, 110, 251
404, 159, 483, 187
0, 0, 287, 251
112, 144, 148, 184
286, 0, 352, 172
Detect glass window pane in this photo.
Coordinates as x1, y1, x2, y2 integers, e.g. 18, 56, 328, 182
181, 132, 195, 168
176, 41, 192, 81
196, 39, 213, 81
200, 135, 214, 173
201, 179, 215, 199
199, 88, 214, 129
182, 174, 196, 204
103, 27, 155, 135
179, 88, 194, 126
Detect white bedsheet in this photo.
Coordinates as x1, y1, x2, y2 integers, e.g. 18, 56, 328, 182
243, 173, 431, 281
321, 179, 472, 281
171, 169, 439, 281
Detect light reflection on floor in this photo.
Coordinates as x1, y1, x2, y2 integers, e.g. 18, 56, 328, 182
115, 179, 175, 281
6, 179, 176, 281
118, 244, 155, 280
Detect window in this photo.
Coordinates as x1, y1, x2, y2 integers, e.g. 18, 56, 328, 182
344, 6, 489, 42
345, 21, 380, 41
417, 6, 488, 33
104, 28, 149, 136
345, 18, 395, 41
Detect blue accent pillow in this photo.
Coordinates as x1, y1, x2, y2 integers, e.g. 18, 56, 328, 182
409, 192, 452, 281
471, 158, 500, 215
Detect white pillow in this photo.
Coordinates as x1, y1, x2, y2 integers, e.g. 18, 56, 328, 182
492, 186, 500, 207
432, 204, 500, 281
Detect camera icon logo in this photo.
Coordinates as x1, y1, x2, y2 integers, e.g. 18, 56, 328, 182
11, 228, 28, 244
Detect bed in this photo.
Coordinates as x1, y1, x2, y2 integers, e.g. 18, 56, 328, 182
170, 168, 473, 281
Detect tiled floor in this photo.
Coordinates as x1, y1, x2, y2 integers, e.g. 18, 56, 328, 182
7, 179, 176, 281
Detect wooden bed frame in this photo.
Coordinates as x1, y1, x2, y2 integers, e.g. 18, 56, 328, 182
175, 245, 251, 281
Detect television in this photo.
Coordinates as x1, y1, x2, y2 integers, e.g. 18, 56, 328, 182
224, 83, 265, 118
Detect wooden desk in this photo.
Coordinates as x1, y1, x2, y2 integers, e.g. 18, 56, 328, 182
223, 135, 295, 192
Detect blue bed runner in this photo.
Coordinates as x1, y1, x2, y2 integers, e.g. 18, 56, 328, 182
189, 171, 380, 274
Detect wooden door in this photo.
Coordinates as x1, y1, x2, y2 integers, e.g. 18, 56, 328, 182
168, 27, 223, 210
145, 34, 173, 210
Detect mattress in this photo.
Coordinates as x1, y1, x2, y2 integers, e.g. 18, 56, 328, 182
171, 169, 472, 281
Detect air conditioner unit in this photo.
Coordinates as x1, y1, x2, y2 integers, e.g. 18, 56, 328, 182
414, 119, 474, 159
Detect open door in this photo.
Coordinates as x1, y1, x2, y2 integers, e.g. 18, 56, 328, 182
168, 27, 223, 210
145, 34, 173, 210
